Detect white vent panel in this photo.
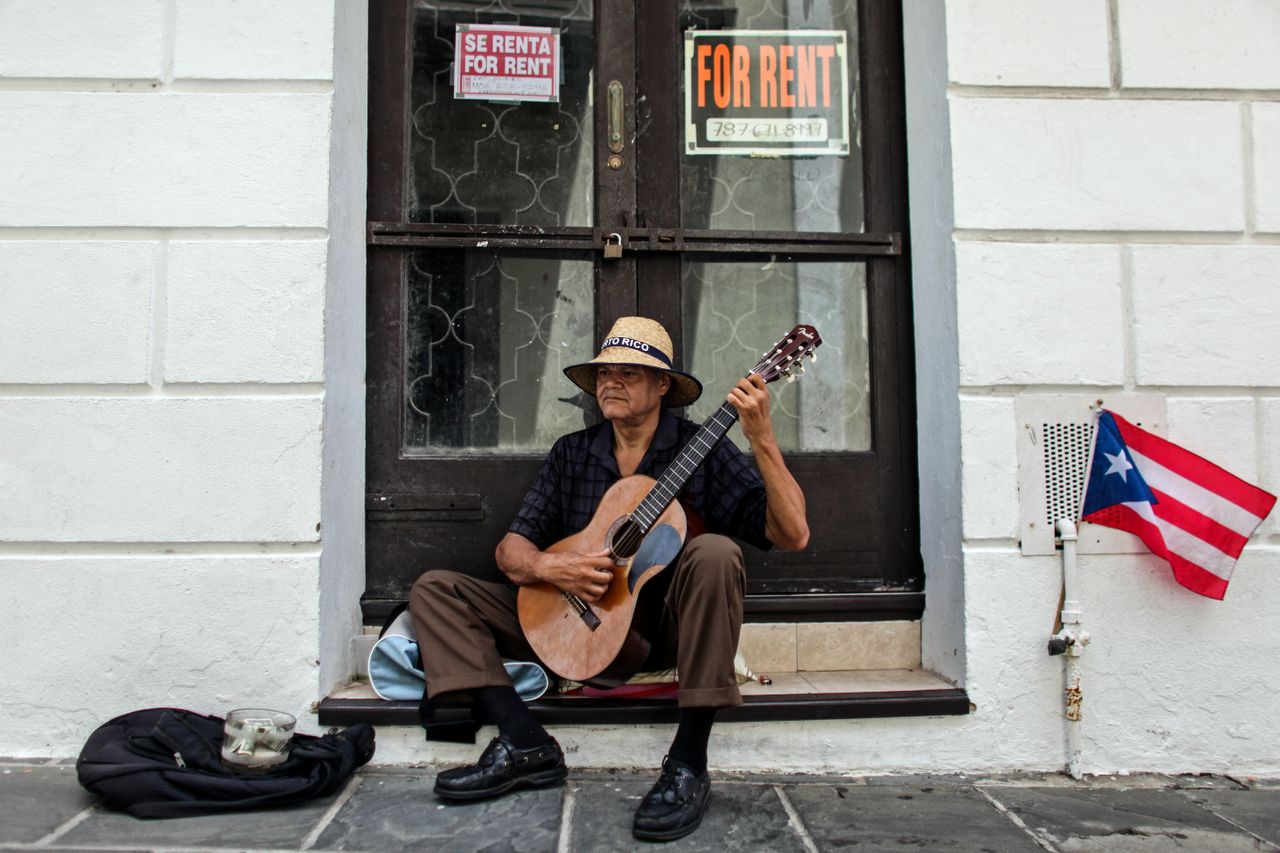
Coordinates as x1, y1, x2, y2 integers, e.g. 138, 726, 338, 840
1042, 422, 1094, 527
1014, 395, 1167, 556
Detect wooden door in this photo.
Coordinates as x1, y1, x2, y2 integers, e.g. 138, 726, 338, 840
364, 0, 920, 623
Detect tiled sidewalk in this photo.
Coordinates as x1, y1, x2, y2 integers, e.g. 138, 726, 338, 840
4, 759, 1279, 851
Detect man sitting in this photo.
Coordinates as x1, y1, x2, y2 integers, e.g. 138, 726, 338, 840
410, 316, 809, 841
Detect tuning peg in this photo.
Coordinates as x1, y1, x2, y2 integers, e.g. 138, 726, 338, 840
808, 350, 817, 363
795, 362, 805, 375
786, 372, 796, 383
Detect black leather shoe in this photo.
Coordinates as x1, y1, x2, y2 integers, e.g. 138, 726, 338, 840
432, 735, 567, 802
632, 756, 711, 842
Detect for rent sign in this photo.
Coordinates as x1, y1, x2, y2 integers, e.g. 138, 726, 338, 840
453, 24, 560, 103
684, 30, 849, 156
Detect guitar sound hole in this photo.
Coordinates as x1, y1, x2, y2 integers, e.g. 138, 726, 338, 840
610, 518, 642, 560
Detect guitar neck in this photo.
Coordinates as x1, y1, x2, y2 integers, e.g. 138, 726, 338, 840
630, 400, 739, 535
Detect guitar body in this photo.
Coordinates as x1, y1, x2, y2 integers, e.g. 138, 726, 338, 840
517, 475, 687, 686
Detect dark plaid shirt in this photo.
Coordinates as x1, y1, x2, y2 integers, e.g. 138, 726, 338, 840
509, 407, 772, 552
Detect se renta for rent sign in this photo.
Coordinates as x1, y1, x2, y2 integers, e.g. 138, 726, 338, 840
684, 30, 850, 156
453, 24, 561, 103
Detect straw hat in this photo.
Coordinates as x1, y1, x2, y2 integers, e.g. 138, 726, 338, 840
563, 317, 703, 407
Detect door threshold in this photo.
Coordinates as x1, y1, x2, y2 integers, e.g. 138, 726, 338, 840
317, 668, 970, 728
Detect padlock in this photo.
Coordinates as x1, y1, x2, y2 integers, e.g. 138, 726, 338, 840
603, 232, 623, 259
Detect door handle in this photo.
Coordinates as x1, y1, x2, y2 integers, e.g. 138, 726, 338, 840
608, 80, 624, 155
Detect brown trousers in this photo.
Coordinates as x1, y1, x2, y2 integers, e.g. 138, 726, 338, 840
409, 534, 746, 708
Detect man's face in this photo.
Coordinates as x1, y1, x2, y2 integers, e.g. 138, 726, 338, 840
595, 364, 670, 424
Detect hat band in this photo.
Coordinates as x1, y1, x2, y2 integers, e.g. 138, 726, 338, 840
600, 336, 673, 368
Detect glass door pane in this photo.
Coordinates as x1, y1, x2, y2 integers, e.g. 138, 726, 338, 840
401, 1, 601, 455
404, 250, 597, 453
681, 257, 870, 452
678, 0, 864, 233
409, 1, 595, 225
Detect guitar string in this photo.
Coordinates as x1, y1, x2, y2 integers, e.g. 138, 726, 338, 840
628, 404, 739, 530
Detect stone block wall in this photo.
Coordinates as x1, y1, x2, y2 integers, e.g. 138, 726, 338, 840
946, 0, 1280, 773
0, 0, 357, 755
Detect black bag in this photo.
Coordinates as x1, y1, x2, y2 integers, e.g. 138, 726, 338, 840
76, 708, 375, 819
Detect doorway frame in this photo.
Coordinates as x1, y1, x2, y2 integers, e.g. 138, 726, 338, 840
361, 0, 922, 624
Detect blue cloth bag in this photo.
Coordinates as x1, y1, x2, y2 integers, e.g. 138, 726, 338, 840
367, 609, 550, 702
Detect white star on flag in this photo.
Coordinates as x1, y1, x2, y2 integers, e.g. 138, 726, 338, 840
1103, 451, 1133, 482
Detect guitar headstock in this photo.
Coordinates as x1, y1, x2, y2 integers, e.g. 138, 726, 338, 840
749, 324, 822, 384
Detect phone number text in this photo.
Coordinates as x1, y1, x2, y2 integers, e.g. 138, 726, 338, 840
705, 118, 829, 143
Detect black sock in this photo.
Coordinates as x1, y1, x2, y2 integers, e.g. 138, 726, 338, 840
474, 686, 550, 749
668, 707, 716, 775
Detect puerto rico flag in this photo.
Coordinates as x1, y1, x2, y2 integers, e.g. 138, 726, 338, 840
1080, 410, 1276, 600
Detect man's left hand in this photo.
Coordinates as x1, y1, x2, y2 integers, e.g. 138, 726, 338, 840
728, 373, 809, 551
727, 374, 776, 447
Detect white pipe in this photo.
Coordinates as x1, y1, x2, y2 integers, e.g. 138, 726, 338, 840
1060, 518, 1080, 632
1056, 518, 1088, 780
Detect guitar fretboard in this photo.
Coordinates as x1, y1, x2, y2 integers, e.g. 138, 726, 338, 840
629, 401, 739, 534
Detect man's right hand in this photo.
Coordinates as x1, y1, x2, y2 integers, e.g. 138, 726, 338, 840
496, 532, 617, 602
540, 548, 616, 603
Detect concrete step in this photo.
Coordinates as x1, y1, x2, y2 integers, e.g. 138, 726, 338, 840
333, 619, 954, 760
352, 620, 923, 677
319, 667, 968, 734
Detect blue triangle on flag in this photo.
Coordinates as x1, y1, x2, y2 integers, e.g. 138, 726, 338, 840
1081, 411, 1158, 515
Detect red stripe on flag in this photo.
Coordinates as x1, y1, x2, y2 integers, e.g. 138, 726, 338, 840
1148, 487, 1249, 559
1110, 411, 1277, 518
1083, 504, 1229, 600
1167, 549, 1229, 600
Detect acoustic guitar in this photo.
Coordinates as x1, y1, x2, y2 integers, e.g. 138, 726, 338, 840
516, 324, 822, 686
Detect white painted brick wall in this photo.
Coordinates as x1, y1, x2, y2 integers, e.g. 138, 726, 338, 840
0, 0, 357, 762
946, 0, 1110, 88
951, 98, 1244, 231
0, 242, 154, 384
1262, 400, 1280, 537
1079, 548, 1280, 773
1251, 103, 1280, 233
0, 0, 164, 79
1120, 0, 1280, 90
955, 241, 1124, 386
944, 0, 1280, 778
166, 241, 327, 383
959, 397, 1020, 539
1166, 398, 1259, 484
0, 398, 322, 542
1131, 245, 1280, 387
174, 0, 335, 80
0, 555, 321, 755
961, 550, 1065, 763
0, 93, 331, 228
